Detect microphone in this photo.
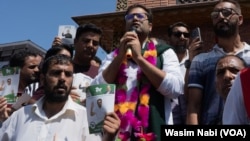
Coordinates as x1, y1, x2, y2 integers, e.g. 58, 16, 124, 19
126, 26, 137, 59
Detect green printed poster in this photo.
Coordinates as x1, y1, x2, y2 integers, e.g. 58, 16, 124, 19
0, 67, 20, 105
86, 84, 115, 134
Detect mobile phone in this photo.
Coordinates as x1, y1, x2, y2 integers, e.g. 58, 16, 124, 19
190, 27, 202, 41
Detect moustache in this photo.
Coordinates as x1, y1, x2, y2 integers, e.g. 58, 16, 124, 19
215, 20, 230, 28
218, 19, 227, 24
217, 17, 231, 24
55, 84, 67, 90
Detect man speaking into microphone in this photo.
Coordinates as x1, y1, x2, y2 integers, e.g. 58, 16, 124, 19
92, 4, 184, 141
125, 26, 137, 58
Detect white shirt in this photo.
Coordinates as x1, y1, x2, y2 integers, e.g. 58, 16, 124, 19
223, 72, 250, 124
179, 50, 189, 77
0, 96, 101, 141
92, 106, 106, 124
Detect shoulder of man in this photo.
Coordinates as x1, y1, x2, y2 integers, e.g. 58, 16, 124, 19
154, 39, 172, 55
152, 39, 172, 69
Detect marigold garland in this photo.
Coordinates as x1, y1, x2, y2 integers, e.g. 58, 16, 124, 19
114, 41, 157, 141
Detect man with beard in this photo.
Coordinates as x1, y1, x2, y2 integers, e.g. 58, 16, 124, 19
186, 0, 250, 125
0, 55, 120, 141
0, 50, 43, 122
167, 22, 202, 124
9, 50, 42, 95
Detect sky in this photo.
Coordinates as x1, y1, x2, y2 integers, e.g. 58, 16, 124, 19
0, 0, 116, 59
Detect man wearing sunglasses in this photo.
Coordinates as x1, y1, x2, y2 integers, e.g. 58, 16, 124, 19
186, 0, 250, 125
167, 22, 202, 125
92, 3, 183, 141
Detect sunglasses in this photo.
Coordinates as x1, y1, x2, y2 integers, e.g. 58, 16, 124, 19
211, 8, 239, 19
125, 13, 148, 21
172, 32, 190, 38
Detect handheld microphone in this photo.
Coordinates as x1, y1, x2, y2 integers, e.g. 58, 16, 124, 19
126, 26, 137, 59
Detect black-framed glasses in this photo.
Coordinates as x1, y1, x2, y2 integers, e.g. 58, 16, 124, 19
211, 8, 239, 19
125, 13, 148, 21
172, 32, 190, 38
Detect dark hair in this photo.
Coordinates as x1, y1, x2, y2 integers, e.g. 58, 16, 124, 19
167, 22, 190, 37
125, 4, 153, 23
215, 0, 241, 14
75, 23, 102, 40
42, 54, 73, 75
46, 45, 73, 60
9, 50, 43, 68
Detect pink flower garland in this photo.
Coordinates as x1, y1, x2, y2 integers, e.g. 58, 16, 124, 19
114, 41, 157, 141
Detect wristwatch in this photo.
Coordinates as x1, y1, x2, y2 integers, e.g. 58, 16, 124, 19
184, 60, 191, 69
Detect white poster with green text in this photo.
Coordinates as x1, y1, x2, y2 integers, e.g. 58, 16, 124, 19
86, 84, 115, 134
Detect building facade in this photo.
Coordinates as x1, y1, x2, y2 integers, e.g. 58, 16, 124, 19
72, 0, 250, 53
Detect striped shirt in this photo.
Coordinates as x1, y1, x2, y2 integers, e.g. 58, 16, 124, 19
188, 43, 250, 124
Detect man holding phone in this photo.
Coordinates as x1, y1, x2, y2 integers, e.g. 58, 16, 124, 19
167, 22, 202, 124
190, 27, 202, 42
186, 0, 250, 125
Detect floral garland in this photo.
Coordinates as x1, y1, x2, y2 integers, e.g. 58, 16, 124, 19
114, 41, 157, 141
